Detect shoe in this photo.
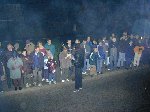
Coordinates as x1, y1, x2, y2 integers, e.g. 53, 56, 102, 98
0, 91, 4, 93
26, 83, 29, 88
42, 78, 45, 81
28, 84, 32, 87
33, 82, 37, 86
82, 72, 86, 74
108, 69, 110, 71
53, 81, 56, 84
46, 79, 49, 82
15, 87, 17, 91
38, 83, 42, 87
19, 87, 22, 90
73, 89, 79, 92
79, 88, 82, 90
66, 79, 69, 82
61, 80, 65, 82
49, 81, 51, 85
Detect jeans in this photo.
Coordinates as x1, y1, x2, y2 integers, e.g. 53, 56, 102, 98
117, 52, 126, 67
97, 59, 104, 73
61, 68, 69, 80
33, 67, 42, 84
109, 55, 117, 69
49, 73, 55, 81
43, 69, 49, 79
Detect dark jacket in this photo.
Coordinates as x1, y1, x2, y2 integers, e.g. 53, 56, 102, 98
73, 45, 84, 68
32, 52, 44, 70
46, 59, 57, 73
21, 54, 33, 74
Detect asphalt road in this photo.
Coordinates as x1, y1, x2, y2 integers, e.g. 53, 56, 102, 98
0, 66, 150, 112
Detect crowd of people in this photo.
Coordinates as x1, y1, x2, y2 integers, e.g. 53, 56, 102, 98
0, 32, 150, 93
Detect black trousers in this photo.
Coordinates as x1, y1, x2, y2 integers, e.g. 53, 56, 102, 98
75, 67, 82, 90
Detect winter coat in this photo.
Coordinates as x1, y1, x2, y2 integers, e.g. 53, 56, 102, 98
73, 47, 84, 68
7, 57, 23, 79
32, 52, 44, 70
21, 54, 33, 74
59, 51, 72, 69
46, 59, 56, 73
98, 45, 106, 60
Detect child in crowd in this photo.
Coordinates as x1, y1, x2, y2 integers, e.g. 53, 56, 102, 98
46, 56, 57, 84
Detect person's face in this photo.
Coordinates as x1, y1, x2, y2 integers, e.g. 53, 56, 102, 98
7, 44, 13, 51
112, 38, 116, 42
75, 39, 79, 44
63, 49, 67, 52
99, 42, 102, 46
35, 48, 39, 52
112, 33, 115, 37
47, 40, 51, 45
87, 37, 91, 41
67, 40, 71, 44
83, 40, 86, 44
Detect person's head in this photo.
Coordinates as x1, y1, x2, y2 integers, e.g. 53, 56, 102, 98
130, 34, 134, 39
37, 41, 43, 48
67, 40, 71, 45
93, 40, 97, 44
47, 39, 51, 45
99, 41, 103, 46
83, 39, 87, 44
75, 39, 80, 44
7, 43, 13, 51
112, 37, 116, 42
35, 46, 40, 53
87, 36, 91, 42
14, 43, 19, 50
112, 33, 115, 37
94, 48, 98, 52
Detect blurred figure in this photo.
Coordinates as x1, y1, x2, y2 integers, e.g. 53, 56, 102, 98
109, 37, 118, 70
0, 61, 5, 93
72, 40, 84, 92
5, 43, 15, 88
133, 44, 144, 67
32, 47, 44, 87
25, 40, 35, 55
21, 50, 33, 88
7, 51, 23, 91
97, 41, 105, 74
44, 39, 55, 57
125, 41, 134, 69
46, 56, 57, 84
59, 46, 72, 82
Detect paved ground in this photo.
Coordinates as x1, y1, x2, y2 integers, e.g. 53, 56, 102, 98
0, 66, 150, 112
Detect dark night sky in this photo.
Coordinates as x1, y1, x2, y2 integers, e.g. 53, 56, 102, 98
0, 0, 150, 41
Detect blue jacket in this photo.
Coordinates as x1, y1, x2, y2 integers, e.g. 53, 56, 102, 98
32, 52, 44, 70
125, 45, 134, 59
98, 46, 105, 60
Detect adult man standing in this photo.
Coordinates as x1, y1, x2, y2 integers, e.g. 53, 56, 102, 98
72, 39, 84, 92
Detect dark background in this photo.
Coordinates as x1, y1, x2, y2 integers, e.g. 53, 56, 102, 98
0, 0, 150, 42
